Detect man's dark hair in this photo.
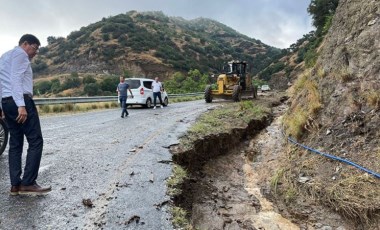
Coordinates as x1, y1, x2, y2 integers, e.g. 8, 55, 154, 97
18, 34, 41, 46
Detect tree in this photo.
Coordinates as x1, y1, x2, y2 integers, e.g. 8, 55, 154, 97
32, 59, 48, 73
84, 83, 100, 96
51, 78, 61, 93
100, 76, 119, 93
61, 72, 81, 90
308, 0, 339, 34
83, 75, 96, 84
34, 80, 52, 95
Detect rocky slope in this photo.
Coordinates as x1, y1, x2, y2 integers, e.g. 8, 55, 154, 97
280, 0, 379, 227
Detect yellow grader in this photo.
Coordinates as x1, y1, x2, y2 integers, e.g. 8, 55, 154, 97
204, 61, 257, 103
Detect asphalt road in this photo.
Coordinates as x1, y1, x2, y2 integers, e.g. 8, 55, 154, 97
0, 100, 215, 230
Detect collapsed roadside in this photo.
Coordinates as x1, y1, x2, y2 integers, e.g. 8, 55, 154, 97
167, 91, 359, 229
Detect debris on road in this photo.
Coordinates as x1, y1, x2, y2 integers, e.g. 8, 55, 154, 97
149, 172, 154, 183
126, 215, 140, 225
154, 200, 170, 210
82, 198, 94, 208
157, 160, 172, 164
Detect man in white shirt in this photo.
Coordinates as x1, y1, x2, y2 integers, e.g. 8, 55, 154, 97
0, 34, 51, 195
151, 77, 164, 109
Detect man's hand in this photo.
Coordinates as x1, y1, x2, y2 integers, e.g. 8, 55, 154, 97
16, 106, 27, 124
0, 110, 4, 120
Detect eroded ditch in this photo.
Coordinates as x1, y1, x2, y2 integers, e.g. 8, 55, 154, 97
170, 96, 299, 229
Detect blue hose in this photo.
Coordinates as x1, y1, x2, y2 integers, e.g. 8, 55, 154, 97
287, 136, 380, 179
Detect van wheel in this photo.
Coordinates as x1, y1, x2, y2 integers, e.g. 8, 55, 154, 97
145, 98, 152, 108
164, 97, 169, 106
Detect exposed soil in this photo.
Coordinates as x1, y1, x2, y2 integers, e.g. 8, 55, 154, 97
171, 92, 355, 229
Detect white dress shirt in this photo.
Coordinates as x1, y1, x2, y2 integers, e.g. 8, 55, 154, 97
0, 46, 33, 107
152, 81, 162, 93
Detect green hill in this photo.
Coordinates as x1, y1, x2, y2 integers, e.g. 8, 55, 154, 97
34, 11, 283, 79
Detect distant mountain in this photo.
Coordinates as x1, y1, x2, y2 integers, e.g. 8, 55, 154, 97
33, 11, 283, 79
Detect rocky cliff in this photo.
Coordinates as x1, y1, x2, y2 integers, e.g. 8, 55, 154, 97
283, 0, 379, 227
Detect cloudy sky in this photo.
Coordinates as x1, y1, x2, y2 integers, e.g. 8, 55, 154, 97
0, 0, 313, 54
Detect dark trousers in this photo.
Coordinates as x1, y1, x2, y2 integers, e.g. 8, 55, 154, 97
153, 92, 163, 106
2, 97, 43, 186
119, 96, 128, 117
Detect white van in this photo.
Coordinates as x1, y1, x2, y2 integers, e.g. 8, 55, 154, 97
124, 78, 169, 108
260, 85, 271, 92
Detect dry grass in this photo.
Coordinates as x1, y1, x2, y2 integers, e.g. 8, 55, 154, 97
284, 73, 321, 139
364, 89, 380, 109
270, 168, 285, 193
289, 71, 309, 96
278, 144, 380, 226
167, 164, 188, 197
38, 102, 119, 115
316, 66, 326, 78
171, 207, 192, 229
170, 96, 203, 103
284, 107, 308, 139
334, 67, 353, 83
186, 101, 268, 142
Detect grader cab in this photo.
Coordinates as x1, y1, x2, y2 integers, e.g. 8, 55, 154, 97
204, 61, 257, 103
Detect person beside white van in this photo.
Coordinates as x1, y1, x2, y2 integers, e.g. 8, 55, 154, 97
151, 77, 164, 109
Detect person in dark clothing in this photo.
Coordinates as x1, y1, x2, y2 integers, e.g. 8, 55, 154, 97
116, 76, 133, 118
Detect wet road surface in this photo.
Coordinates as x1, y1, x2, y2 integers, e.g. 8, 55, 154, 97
0, 100, 215, 230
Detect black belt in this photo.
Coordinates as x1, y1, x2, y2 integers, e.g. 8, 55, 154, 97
2, 94, 33, 102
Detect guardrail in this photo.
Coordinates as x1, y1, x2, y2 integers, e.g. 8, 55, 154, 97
34, 92, 204, 105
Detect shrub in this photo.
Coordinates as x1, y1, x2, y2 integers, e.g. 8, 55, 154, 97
365, 90, 380, 109
100, 76, 119, 92
82, 75, 96, 84
84, 83, 100, 96
52, 105, 63, 113
39, 105, 51, 113
62, 73, 81, 90
64, 103, 74, 111
34, 80, 52, 95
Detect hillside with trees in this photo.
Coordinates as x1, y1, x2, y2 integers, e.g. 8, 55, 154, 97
255, 0, 339, 90
33, 11, 282, 80
31, 11, 288, 97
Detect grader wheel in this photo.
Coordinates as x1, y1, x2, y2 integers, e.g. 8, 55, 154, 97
232, 85, 242, 102
205, 85, 213, 103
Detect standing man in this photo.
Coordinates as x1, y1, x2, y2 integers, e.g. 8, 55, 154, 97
0, 34, 51, 195
116, 76, 133, 118
151, 76, 164, 109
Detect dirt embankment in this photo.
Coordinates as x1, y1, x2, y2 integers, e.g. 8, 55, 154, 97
169, 93, 358, 229
170, 93, 302, 229
280, 0, 380, 228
